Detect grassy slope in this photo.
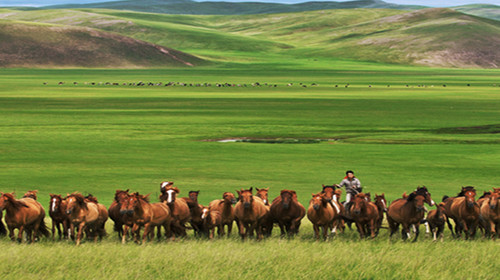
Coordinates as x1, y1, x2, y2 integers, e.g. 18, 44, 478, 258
1, 8, 499, 68
0, 65, 499, 278
0, 18, 205, 68
454, 4, 500, 21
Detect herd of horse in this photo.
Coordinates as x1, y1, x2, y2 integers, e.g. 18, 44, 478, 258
0, 182, 498, 244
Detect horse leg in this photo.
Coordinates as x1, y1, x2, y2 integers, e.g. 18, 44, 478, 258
17, 225, 24, 243
76, 222, 85, 246
238, 221, 246, 241
142, 223, 151, 244
132, 224, 141, 244
355, 222, 365, 239
278, 221, 286, 238
401, 224, 411, 241
122, 225, 129, 244
412, 224, 420, 242
227, 222, 232, 237
369, 219, 376, 239
445, 216, 455, 238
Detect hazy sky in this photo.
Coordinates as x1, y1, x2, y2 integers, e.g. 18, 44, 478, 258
1, 0, 499, 7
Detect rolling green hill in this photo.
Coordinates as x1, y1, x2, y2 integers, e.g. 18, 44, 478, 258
0, 19, 205, 68
454, 4, 500, 21
1, 8, 499, 68
39, 0, 425, 15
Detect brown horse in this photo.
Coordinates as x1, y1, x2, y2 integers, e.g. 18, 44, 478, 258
108, 189, 134, 239
387, 187, 430, 241
159, 186, 191, 237
48, 194, 70, 240
374, 193, 388, 235
479, 191, 500, 239
255, 187, 273, 237
201, 207, 222, 239
0, 192, 49, 242
270, 190, 305, 237
66, 193, 107, 245
350, 193, 379, 239
23, 190, 38, 200
208, 192, 236, 237
234, 187, 268, 240
321, 185, 343, 233
121, 192, 172, 244
425, 202, 446, 241
443, 186, 480, 239
180, 191, 204, 236
307, 192, 335, 240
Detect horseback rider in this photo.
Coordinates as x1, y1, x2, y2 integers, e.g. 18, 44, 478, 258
339, 170, 362, 214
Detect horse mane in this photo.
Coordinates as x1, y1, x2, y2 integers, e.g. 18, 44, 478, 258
442, 195, 450, 202
114, 189, 129, 202
457, 186, 476, 197
479, 191, 491, 199
22, 190, 38, 200
189, 190, 200, 194
134, 192, 150, 203
3, 193, 29, 209
85, 194, 99, 203
321, 184, 338, 193
69, 193, 88, 210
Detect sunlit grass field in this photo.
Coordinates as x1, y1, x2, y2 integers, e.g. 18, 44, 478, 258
0, 63, 499, 279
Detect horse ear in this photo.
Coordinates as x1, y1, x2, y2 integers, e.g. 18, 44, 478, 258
236, 190, 241, 196
256, 187, 260, 191
249, 187, 253, 193
264, 187, 269, 191
311, 193, 315, 197
174, 187, 180, 193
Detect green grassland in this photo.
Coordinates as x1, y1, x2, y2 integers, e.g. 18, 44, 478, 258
0, 62, 499, 278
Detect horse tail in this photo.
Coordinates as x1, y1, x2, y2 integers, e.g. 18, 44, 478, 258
442, 195, 449, 202
38, 219, 51, 238
0, 220, 7, 236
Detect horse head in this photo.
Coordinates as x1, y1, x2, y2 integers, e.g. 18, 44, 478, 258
237, 188, 253, 209
461, 186, 476, 208
352, 193, 367, 215
49, 194, 63, 213
163, 186, 180, 205
256, 187, 269, 205
407, 191, 426, 212
321, 184, 338, 202
114, 189, 130, 204
223, 192, 237, 204
23, 190, 38, 200
489, 192, 499, 210
375, 193, 388, 212
280, 190, 294, 210
201, 207, 210, 220
160, 181, 174, 194
311, 192, 327, 211
416, 186, 435, 206
188, 191, 200, 203
66, 193, 87, 214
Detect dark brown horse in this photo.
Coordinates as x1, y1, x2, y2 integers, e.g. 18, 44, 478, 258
234, 187, 268, 240
180, 191, 204, 236
270, 190, 305, 237
425, 202, 446, 241
479, 191, 500, 239
255, 187, 273, 237
0, 192, 49, 242
48, 194, 69, 240
374, 193, 388, 235
208, 192, 236, 237
443, 186, 480, 239
159, 186, 191, 237
387, 187, 430, 241
307, 192, 335, 240
350, 193, 379, 239
108, 189, 133, 239
66, 193, 107, 245
121, 192, 172, 244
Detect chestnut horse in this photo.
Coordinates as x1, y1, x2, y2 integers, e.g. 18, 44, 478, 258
0, 192, 49, 242
108, 189, 133, 239
121, 192, 172, 244
479, 191, 500, 239
321, 185, 344, 232
270, 190, 305, 237
48, 194, 69, 240
443, 186, 480, 239
387, 187, 432, 241
307, 192, 335, 240
23, 190, 38, 200
66, 193, 108, 245
159, 186, 191, 237
374, 193, 388, 235
425, 202, 446, 241
255, 187, 273, 237
208, 192, 236, 237
350, 193, 379, 239
201, 207, 222, 239
234, 187, 268, 240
